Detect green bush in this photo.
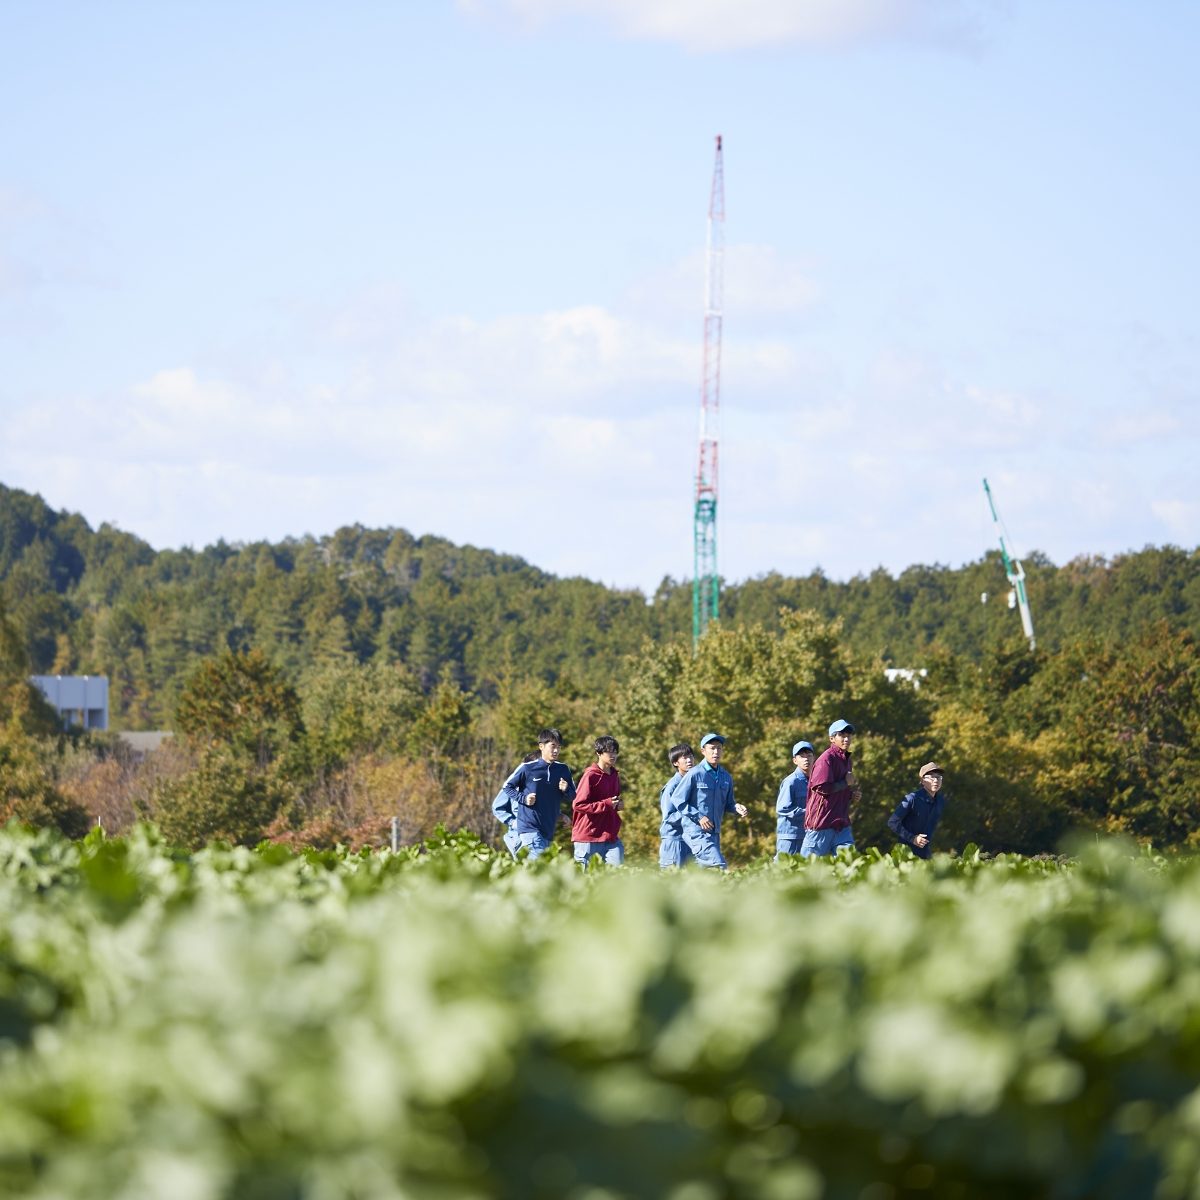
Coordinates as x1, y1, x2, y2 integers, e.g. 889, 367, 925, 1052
2, 827, 1200, 1198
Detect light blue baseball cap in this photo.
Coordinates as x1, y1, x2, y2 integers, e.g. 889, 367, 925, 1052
699, 732, 726, 748
828, 719, 856, 736
792, 740, 815, 755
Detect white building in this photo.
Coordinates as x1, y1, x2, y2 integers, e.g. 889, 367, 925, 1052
29, 675, 109, 731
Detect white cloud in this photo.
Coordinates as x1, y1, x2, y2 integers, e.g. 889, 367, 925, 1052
1151, 499, 1200, 543
626, 243, 820, 322
460, 0, 1007, 52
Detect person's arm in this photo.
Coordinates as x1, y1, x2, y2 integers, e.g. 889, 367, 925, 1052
727, 773, 748, 819
776, 774, 798, 818
808, 754, 834, 795
675, 772, 699, 824
887, 794, 916, 844
661, 775, 684, 823
491, 787, 515, 827
500, 764, 528, 809
573, 768, 616, 815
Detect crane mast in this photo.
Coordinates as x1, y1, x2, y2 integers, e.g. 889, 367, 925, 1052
983, 477, 1036, 650
693, 134, 724, 649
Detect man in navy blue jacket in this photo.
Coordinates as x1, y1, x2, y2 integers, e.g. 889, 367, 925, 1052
497, 729, 576, 860
888, 761, 948, 859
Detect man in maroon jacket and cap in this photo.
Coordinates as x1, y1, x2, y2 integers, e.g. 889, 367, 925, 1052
800, 719, 861, 857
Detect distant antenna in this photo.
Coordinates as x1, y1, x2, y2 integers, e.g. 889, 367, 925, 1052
693, 134, 724, 649
983, 477, 1036, 650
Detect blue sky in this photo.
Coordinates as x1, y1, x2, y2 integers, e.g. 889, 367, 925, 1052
2, 0, 1196, 591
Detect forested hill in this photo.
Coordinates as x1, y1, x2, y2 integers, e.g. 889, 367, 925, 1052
3, 481, 1199, 729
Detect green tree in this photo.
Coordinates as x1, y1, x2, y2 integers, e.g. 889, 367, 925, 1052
175, 648, 304, 769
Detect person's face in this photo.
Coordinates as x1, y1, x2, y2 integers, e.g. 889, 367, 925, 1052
598, 748, 619, 771
703, 741, 723, 766
795, 750, 815, 774
831, 731, 854, 751
539, 740, 561, 762
674, 752, 694, 776
922, 771, 943, 795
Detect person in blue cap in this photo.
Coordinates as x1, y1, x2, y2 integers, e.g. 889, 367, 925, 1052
674, 732, 748, 870
801, 719, 861, 857
775, 739, 815, 859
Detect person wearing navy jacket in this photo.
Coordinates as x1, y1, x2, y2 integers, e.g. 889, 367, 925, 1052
674, 732, 748, 870
497, 728, 576, 860
492, 751, 539, 857
888, 762, 948, 859
776, 740, 815, 858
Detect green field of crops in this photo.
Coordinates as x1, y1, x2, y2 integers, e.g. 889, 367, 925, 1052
3, 826, 1200, 1200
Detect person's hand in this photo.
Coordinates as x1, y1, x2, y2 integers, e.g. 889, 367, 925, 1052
612, 798, 624, 811
845, 770, 858, 787
914, 833, 930, 848
849, 787, 863, 805
699, 816, 715, 832
558, 777, 568, 792
734, 804, 748, 818
525, 792, 537, 806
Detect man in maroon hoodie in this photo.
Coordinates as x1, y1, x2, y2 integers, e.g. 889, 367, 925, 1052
572, 735, 625, 866
800, 719, 861, 858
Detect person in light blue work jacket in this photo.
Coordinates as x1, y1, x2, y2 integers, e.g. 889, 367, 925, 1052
496, 730, 575, 859
776, 740, 815, 859
674, 732, 748, 870
659, 742, 695, 868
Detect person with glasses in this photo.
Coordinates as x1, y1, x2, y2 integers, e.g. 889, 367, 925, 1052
888, 762, 948, 859
571, 735, 625, 866
800, 719, 861, 858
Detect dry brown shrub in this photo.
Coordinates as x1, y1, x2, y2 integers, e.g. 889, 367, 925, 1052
59, 739, 192, 835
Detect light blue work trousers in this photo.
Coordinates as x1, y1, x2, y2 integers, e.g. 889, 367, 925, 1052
799, 827, 855, 858
574, 840, 624, 866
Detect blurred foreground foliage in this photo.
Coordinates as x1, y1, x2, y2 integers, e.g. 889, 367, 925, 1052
3, 824, 1200, 1198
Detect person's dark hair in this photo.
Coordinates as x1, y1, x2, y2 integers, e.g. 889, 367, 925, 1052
593, 735, 619, 757
522, 751, 540, 763
668, 742, 694, 765
536, 728, 563, 746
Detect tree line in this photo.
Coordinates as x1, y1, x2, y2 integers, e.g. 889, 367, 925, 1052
2, 480, 1199, 857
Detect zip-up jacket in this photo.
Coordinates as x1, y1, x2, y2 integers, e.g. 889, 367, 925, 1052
491, 786, 516, 831
805, 744, 854, 831
775, 768, 809, 839
659, 772, 688, 838
676, 760, 736, 836
571, 764, 622, 843
501, 758, 576, 840
888, 787, 947, 859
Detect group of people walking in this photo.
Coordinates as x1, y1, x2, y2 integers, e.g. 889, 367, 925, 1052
491, 722, 949, 867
